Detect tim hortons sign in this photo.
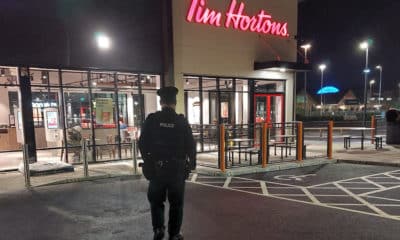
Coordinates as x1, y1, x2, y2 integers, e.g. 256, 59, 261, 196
186, 0, 289, 37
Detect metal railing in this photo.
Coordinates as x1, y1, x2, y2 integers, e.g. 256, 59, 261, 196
20, 139, 140, 189
211, 122, 308, 171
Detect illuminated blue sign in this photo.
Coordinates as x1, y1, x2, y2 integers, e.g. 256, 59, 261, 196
317, 86, 340, 95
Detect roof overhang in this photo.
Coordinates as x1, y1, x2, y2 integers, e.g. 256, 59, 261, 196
254, 61, 312, 72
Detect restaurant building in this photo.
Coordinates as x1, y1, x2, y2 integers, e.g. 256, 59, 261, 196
0, 0, 304, 170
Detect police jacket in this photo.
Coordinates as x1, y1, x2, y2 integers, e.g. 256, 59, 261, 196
138, 107, 196, 180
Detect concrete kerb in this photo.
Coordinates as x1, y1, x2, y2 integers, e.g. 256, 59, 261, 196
195, 158, 335, 177
34, 174, 143, 188
336, 159, 400, 168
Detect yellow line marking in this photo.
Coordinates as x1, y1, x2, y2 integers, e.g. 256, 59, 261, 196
260, 181, 269, 195
191, 173, 198, 182
359, 185, 400, 197
302, 188, 321, 204
223, 177, 232, 188
190, 181, 399, 221
361, 177, 386, 189
364, 195, 400, 203
334, 182, 391, 218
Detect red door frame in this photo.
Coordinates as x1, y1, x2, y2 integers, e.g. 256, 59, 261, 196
253, 93, 285, 124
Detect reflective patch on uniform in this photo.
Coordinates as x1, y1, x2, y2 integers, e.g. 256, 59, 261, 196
160, 123, 175, 128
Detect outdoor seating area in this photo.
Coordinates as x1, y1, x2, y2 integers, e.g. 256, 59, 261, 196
223, 123, 299, 168
343, 134, 383, 150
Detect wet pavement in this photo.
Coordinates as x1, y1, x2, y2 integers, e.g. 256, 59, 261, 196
193, 163, 400, 221
1, 162, 400, 239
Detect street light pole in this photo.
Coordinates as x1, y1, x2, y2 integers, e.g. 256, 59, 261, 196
369, 79, 375, 100
398, 83, 400, 101
301, 44, 311, 116
360, 41, 369, 127
319, 64, 326, 115
376, 65, 383, 105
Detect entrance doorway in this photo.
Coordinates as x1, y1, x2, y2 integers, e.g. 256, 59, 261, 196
254, 94, 284, 124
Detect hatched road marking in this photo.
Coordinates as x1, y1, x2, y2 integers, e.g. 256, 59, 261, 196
190, 169, 400, 221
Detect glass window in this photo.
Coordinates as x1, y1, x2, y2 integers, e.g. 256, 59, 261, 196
255, 80, 285, 93
30, 68, 60, 87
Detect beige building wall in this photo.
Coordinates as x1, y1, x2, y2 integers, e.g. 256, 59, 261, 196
172, 0, 298, 121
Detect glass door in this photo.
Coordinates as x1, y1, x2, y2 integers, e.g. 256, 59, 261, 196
254, 94, 284, 123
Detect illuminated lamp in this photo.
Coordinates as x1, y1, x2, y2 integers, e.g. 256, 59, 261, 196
317, 86, 340, 95
363, 69, 371, 74
95, 32, 111, 50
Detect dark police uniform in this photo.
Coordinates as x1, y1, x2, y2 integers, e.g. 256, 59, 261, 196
138, 87, 196, 240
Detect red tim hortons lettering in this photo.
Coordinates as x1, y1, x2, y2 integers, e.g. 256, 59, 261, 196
186, 0, 222, 27
186, 0, 289, 38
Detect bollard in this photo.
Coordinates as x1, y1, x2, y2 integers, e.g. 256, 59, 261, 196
132, 140, 138, 174
371, 116, 376, 144
22, 144, 31, 188
83, 141, 89, 177
327, 121, 334, 159
296, 122, 303, 161
261, 123, 268, 168
219, 124, 226, 172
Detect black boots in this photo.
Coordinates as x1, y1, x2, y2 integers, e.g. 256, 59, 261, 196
153, 228, 165, 240
169, 233, 184, 240
153, 228, 183, 240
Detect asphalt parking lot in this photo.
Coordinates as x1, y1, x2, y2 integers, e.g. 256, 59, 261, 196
1, 163, 400, 240
193, 163, 400, 220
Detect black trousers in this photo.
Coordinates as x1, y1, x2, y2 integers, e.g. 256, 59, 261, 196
148, 177, 186, 236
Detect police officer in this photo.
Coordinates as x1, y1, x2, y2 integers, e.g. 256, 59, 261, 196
139, 86, 196, 240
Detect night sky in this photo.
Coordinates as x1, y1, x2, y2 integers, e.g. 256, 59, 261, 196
298, 0, 400, 98
0, 0, 163, 72
1, 0, 399, 98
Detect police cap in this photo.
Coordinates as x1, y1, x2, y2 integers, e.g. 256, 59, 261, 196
157, 86, 178, 105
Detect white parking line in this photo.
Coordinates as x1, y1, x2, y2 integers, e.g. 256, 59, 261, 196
260, 181, 268, 195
